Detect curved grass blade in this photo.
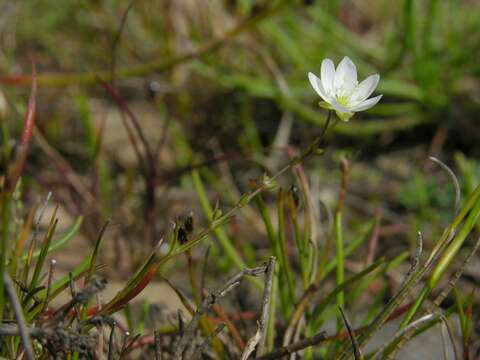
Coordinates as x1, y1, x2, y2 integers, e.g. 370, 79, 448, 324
20, 216, 83, 262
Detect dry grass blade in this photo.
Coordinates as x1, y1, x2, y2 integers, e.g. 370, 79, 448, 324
241, 324, 262, 360
240, 258, 277, 360
162, 276, 195, 315
372, 313, 438, 359
85, 220, 109, 284
101, 238, 165, 314
257, 256, 276, 356
192, 323, 226, 360
439, 314, 460, 360
429, 156, 461, 215
339, 306, 363, 360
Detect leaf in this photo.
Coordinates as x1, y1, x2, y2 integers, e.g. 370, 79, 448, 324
20, 216, 83, 261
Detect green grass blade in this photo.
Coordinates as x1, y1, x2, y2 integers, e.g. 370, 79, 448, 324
20, 216, 83, 262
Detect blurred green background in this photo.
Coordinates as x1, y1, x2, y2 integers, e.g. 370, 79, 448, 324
1, 1, 480, 358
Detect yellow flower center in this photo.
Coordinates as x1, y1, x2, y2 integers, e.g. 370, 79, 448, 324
336, 95, 349, 107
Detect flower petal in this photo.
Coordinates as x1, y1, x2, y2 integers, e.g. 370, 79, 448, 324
334, 56, 357, 94
331, 99, 354, 121
351, 74, 380, 103
330, 98, 352, 114
308, 72, 331, 103
350, 94, 383, 112
320, 58, 335, 94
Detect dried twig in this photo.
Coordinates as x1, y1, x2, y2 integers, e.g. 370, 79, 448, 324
255, 332, 328, 360
192, 323, 226, 360
154, 330, 162, 360
0, 323, 96, 357
257, 256, 276, 356
241, 324, 262, 360
174, 264, 268, 359
339, 306, 362, 360
229, 257, 275, 359
211, 302, 245, 351
4, 273, 35, 360
110, 0, 138, 86
438, 313, 460, 360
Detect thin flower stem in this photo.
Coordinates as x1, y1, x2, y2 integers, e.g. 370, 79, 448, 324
335, 211, 345, 329
171, 110, 334, 293
335, 158, 349, 331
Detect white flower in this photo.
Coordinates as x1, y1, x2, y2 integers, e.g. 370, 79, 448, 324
308, 56, 382, 121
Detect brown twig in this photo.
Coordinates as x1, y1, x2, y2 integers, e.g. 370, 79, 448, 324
0, 323, 96, 357
255, 332, 328, 360
192, 323, 226, 360
211, 302, 245, 351
96, 79, 148, 175
108, 321, 116, 360
174, 264, 268, 359
98, 78, 160, 246
154, 330, 162, 360
110, 0, 138, 86
200, 243, 211, 300
33, 127, 100, 212
257, 256, 276, 356
241, 324, 262, 360
240, 257, 276, 360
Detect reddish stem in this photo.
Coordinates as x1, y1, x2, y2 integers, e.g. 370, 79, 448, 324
8, 66, 37, 192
